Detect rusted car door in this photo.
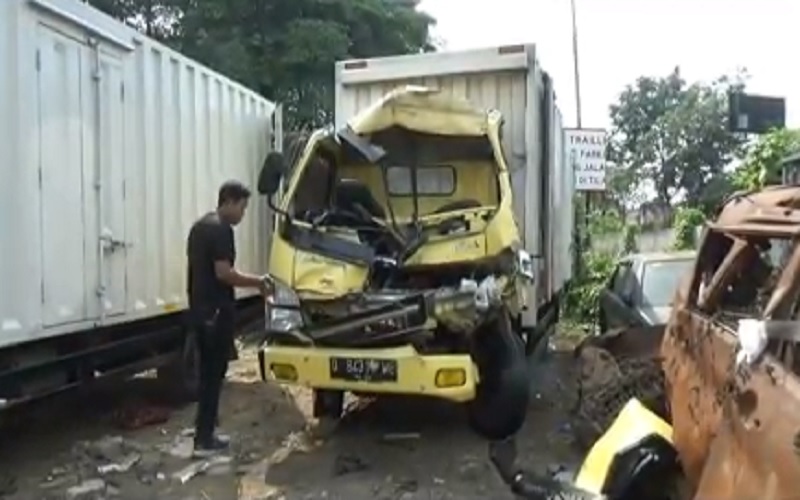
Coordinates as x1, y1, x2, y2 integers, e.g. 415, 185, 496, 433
663, 228, 800, 499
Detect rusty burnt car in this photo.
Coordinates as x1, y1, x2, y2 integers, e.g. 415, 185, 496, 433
563, 185, 800, 499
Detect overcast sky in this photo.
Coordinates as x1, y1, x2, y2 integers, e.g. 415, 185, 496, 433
418, 0, 799, 130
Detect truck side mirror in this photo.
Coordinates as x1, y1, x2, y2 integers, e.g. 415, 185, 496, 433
257, 152, 287, 196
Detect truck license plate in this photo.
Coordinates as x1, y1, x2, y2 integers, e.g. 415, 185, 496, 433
329, 357, 398, 382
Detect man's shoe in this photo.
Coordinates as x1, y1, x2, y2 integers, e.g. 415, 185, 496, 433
193, 436, 229, 458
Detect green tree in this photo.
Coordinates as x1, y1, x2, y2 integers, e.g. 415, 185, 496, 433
88, 0, 178, 39
90, 0, 435, 129
671, 207, 705, 250
732, 128, 800, 191
607, 68, 745, 209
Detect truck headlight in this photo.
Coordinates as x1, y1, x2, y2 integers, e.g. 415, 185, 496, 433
265, 279, 304, 332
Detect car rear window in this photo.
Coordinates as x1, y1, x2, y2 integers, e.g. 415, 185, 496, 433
641, 259, 694, 307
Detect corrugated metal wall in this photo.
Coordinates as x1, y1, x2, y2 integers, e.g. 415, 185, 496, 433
0, 0, 276, 347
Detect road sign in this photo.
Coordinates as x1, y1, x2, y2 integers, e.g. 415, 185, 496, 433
566, 128, 607, 191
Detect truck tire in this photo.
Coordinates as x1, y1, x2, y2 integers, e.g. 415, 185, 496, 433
157, 331, 200, 402
468, 313, 529, 440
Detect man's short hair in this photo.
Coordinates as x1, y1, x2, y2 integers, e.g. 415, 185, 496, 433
217, 180, 251, 207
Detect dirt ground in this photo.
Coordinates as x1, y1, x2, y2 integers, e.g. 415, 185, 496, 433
0, 336, 583, 500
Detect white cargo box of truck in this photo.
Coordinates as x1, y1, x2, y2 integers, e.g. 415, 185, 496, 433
0, 0, 279, 352
334, 44, 574, 332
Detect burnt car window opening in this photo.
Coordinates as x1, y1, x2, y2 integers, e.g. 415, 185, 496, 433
640, 259, 694, 307
687, 230, 800, 375
690, 232, 796, 328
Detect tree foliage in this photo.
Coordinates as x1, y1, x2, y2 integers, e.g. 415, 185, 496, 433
565, 210, 621, 326
607, 68, 746, 209
732, 128, 800, 191
89, 0, 435, 129
622, 224, 639, 254
563, 250, 616, 327
671, 207, 705, 250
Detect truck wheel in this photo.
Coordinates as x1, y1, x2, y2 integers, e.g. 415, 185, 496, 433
157, 331, 200, 402
312, 389, 344, 419
468, 313, 529, 440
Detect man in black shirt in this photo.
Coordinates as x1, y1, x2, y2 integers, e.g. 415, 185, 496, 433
187, 180, 271, 456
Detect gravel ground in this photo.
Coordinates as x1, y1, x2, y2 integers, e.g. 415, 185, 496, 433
0, 339, 582, 500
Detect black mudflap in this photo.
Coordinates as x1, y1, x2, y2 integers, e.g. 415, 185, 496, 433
468, 312, 530, 440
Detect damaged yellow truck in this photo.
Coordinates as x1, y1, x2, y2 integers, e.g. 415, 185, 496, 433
255, 45, 573, 439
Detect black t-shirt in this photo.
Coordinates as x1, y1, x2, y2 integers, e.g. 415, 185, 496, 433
187, 211, 236, 315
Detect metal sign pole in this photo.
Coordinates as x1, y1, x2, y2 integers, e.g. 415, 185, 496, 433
570, 0, 590, 251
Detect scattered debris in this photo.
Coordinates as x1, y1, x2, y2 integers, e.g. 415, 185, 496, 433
162, 435, 195, 460
206, 456, 234, 477
40, 474, 74, 491
49, 466, 68, 478
547, 464, 575, 484
173, 461, 210, 485
333, 453, 368, 476
394, 478, 419, 494
0, 342, 585, 499
97, 453, 141, 475
84, 436, 126, 462
135, 450, 164, 479
65, 478, 106, 499
172, 455, 233, 484
381, 432, 420, 442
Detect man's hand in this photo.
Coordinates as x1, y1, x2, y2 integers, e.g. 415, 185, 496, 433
214, 261, 274, 294
259, 275, 275, 298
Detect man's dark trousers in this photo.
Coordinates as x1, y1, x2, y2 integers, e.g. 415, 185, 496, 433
193, 308, 235, 443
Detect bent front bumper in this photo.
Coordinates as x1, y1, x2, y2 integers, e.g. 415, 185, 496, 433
258, 344, 478, 402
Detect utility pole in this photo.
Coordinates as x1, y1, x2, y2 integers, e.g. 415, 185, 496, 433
570, 0, 582, 129
570, 0, 591, 252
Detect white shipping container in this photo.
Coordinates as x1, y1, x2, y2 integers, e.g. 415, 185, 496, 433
0, 0, 279, 349
552, 108, 574, 295
334, 45, 574, 328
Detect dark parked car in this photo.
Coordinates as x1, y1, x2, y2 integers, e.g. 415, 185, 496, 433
598, 251, 696, 332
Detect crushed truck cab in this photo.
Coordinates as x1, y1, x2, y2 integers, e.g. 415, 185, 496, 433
255, 86, 537, 439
